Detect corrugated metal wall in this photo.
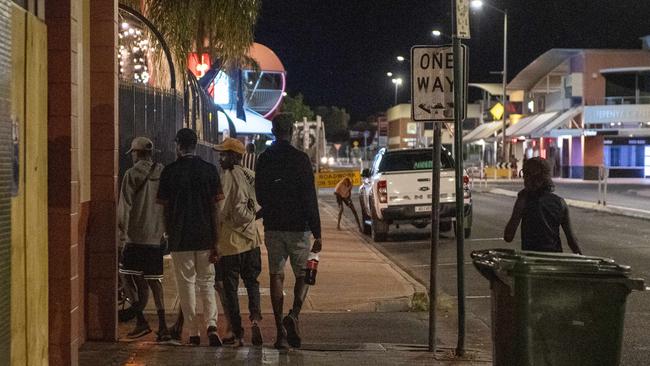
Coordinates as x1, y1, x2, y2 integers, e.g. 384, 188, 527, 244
0, 0, 12, 363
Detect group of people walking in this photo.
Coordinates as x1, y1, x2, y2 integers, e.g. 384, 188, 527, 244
117, 113, 321, 349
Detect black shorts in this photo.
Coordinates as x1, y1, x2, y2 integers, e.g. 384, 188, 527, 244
335, 193, 352, 206
119, 243, 164, 280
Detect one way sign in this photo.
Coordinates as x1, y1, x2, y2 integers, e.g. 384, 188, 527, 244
411, 45, 467, 122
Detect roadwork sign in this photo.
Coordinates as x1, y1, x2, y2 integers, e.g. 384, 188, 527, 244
411, 45, 466, 122
316, 170, 361, 188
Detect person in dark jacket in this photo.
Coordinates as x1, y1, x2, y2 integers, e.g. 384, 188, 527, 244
504, 157, 582, 254
255, 113, 322, 349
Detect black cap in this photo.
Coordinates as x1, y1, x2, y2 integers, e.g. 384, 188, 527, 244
175, 128, 198, 149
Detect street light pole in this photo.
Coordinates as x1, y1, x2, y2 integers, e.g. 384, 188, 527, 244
394, 82, 399, 105
501, 9, 508, 163
471, 0, 508, 162
392, 78, 402, 105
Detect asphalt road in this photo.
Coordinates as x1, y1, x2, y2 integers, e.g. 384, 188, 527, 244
326, 192, 650, 366
486, 180, 650, 212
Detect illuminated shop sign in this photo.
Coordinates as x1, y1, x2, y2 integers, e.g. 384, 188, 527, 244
584, 105, 650, 124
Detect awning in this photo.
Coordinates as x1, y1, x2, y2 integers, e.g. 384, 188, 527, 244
531, 106, 583, 138
505, 111, 559, 138
463, 121, 503, 143
219, 108, 273, 135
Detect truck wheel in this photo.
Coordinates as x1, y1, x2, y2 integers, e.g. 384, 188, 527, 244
359, 196, 372, 235
372, 218, 389, 242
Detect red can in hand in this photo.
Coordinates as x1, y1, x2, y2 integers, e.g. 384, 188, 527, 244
304, 253, 319, 285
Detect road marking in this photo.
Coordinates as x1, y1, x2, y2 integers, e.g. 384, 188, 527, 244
466, 237, 503, 241
411, 262, 473, 268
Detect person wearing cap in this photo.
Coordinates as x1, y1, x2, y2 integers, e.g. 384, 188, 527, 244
117, 136, 169, 341
255, 113, 322, 349
157, 128, 223, 347
213, 137, 263, 347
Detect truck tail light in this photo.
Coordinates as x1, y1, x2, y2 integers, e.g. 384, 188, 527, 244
377, 180, 388, 203
463, 175, 471, 198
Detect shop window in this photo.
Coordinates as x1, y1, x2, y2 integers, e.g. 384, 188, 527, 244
604, 145, 645, 167
605, 74, 636, 101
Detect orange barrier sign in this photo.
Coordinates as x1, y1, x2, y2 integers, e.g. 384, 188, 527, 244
316, 170, 361, 188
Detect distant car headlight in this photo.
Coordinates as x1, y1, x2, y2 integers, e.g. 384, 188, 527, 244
328, 157, 335, 165
320, 157, 328, 164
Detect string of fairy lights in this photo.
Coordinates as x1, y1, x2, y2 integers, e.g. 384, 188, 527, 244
118, 17, 150, 84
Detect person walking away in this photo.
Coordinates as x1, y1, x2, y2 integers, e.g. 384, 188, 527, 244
213, 138, 264, 347
256, 113, 322, 349
504, 157, 582, 254
157, 128, 223, 346
334, 176, 362, 232
118, 137, 170, 341
242, 142, 257, 171
509, 154, 519, 179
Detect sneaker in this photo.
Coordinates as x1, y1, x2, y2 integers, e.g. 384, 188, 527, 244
251, 323, 263, 346
127, 323, 152, 339
207, 326, 222, 347
189, 336, 200, 346
156, 328, 172, 342
282, 311, 301, 348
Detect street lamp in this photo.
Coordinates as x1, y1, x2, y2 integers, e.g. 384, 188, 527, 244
431, 29, 442, 37
386, 72, 393, 77
472, 0, 508, 162
391, 77, 403, 105
396, 55, 406, 62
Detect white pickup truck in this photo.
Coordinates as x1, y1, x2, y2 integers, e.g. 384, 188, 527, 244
358, 147, 472, 242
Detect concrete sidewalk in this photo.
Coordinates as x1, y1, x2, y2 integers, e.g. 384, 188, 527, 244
474, 179, 650, 221
79, 194, 494, 365
140, 197, 424, 318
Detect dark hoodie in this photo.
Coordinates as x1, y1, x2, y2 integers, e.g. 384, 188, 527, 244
255, 140, 321, 238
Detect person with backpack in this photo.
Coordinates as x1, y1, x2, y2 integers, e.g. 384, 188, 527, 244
213, 138, 264, 347
118, 136, 170, 341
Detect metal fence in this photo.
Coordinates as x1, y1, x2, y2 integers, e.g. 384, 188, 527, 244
119, 82, 183, 176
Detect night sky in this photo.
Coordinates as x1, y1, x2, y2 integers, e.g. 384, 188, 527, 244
254, 1, 650, 122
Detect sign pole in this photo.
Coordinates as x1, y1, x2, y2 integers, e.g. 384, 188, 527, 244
453, 0, 467, 356
428, 122, 441, 353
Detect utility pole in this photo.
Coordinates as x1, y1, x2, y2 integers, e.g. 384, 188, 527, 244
452, 0, 466, 357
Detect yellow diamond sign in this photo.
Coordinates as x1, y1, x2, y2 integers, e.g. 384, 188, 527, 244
490, 102, 504, 120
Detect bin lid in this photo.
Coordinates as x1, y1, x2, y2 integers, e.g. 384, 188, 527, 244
471, 249, 632, 277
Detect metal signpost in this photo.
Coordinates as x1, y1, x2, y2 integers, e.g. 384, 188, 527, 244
411, 1, 469, 355
411, 42, 466, 354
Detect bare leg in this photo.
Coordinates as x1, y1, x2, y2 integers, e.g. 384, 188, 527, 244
147, 279, 168, 333
345, 200, 362, 232
132, 275, 150, 326
270, 273, 286, 345
337, 202, 344, 230
291, 276, 309, 318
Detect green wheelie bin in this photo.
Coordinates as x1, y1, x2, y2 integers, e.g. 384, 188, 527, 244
471, 249, 644, 366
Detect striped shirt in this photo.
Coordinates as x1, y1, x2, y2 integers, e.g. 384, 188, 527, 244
242, 152, 257, 171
